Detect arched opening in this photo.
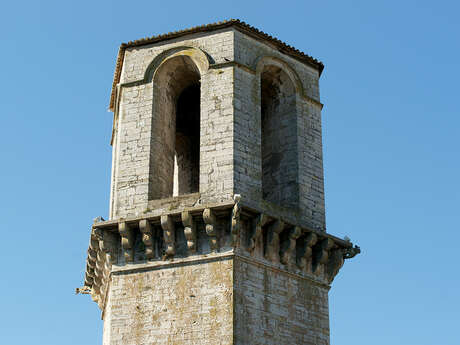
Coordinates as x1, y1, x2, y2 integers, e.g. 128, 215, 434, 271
174, 83, 200, 196
151, 56, 201, 200
260, 65, 298, 208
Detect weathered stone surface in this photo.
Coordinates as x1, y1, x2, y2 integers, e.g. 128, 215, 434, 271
234, 256, 330, 345
109, 28, 325, 229
84, 202, 358, 344
81, 21, 361, 345
106, 257, 234, 345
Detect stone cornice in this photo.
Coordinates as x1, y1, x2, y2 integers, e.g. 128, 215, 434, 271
81, 196, 360, 311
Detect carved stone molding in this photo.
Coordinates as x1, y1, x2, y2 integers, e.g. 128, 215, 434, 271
181, 211, 196, 253
313, 238, 334, 274
327, 248, 345, 283
87, 248, 97, 266
81, 199, 361, 310
139, 219, 155, 260
249, 213, 269, 252
231, 195, 241, 248
119, 221, 134, 263
280, 226, 301, 267
95, 250, 105, 277
265, 219, 285, 263
94, 228, 118, 269
344, 245, 361, 259
85, 252, 96, 288
297, 232, 318, 273
161, 215, 175, 258
86, 230, 99, 290
203, 208, 218, 252
89, 231, 99, 251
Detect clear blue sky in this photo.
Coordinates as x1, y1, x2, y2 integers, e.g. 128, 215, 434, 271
1, 1, 458, 344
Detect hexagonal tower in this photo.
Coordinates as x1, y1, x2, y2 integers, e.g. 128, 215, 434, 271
80, 20, 360, 345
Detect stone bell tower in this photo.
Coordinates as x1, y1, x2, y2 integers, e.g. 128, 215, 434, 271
80, 20, 360, 345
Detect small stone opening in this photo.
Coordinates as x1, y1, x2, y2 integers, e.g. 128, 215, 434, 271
173, 83, 200, 196
261, 65, 299, 209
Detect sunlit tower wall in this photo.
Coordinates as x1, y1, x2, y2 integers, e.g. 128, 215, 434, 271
80, 20, 360, 345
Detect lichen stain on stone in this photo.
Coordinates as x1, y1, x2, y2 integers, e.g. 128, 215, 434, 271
133, 274, 145, 345
262, 267, 270, 315
151, 311, 160, 326
287, 278, 296, 319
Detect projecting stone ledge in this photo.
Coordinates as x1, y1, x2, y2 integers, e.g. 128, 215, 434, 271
81, 196, 360, 311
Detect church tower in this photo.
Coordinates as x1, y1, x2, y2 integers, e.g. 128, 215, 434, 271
81, 20, 360, 345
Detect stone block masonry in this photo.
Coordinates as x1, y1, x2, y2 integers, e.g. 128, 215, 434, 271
110, 26, 324, 229
85, 198, 359, 345
81, 20, 360, 345
106, 258, 234, 345
234, 257, 330, 345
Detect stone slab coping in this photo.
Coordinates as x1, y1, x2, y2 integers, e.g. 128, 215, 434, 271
92, 198, 353, 249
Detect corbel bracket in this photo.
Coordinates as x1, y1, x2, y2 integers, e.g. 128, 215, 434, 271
139, 219, 155, 260
161, 215, 175, 259
203, 208, 218, 252
280, 226, 302, 267
265, 219, 285, 263
119, 221, 134, 263
181, 211, 197, 253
